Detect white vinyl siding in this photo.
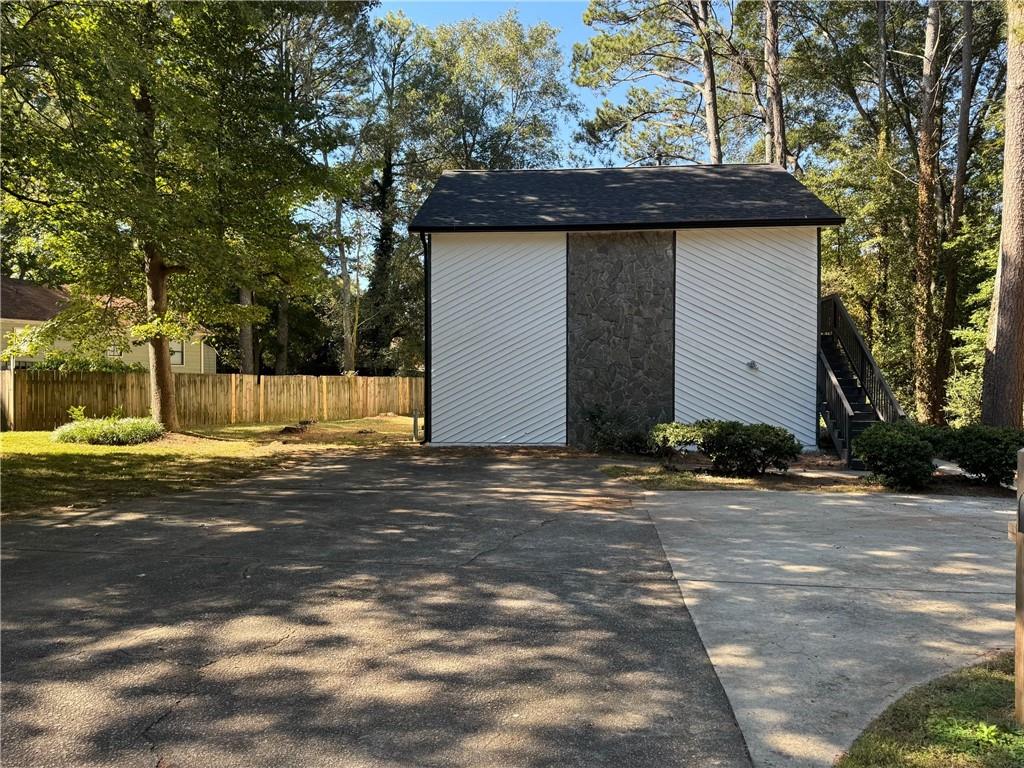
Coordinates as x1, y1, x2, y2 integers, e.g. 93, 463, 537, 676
674, 226, 819, 447
430, 232, 566, 444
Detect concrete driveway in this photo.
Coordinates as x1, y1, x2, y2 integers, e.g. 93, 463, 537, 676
2, 454, 749, 768
641, 490, 1016, 768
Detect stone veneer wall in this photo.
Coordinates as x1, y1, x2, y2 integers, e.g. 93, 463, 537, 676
566, 231, 675, 447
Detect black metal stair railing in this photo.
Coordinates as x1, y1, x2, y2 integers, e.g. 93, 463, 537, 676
820, 294, 906, 424
818, 349, 854, 463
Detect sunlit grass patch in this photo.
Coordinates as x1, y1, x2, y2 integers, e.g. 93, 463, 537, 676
599, 463, 879, 493
837, 653, 1022, 768
1, 416, 420, 515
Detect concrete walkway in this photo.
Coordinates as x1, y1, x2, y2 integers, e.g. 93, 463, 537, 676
2, 454, 749, 768
641, 490, 1016, 768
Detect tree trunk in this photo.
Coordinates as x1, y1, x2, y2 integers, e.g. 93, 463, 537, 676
133, 11, 178, 431
145, 249, 179, 431
363, 147, 398, 372
981, 0, 1024, 428
763, 0, 786, 167
913, 0, 944, 424
239, 286, 255, 374
876, 0, 888, 154
694, 0, 722, 163
334, 198, 358, 373
274, 294, 289, 375
935, 0, 976, 405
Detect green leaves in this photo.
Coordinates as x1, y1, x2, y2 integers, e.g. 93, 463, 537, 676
1, 0, 332, 342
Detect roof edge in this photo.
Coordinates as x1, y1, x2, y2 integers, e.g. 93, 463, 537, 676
409, 217, 845, 234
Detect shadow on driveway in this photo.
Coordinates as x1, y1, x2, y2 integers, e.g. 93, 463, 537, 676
2, 453, 750, 768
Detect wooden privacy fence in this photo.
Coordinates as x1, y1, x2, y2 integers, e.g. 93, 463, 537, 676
0, 370, 424, 431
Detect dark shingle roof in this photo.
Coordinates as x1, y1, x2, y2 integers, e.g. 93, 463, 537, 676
409, 164, 843, 233
1, 278, 67, 321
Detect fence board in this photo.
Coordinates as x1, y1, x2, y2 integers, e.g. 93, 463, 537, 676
0, 371, 424, 431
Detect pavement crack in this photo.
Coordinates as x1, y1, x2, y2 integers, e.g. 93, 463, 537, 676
460, 518, 556, 566
140, 697, 186, 750
193, 629, 299, 670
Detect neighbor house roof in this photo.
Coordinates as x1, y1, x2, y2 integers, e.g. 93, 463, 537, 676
1, 278, 67, 321
409, 163, 844, 233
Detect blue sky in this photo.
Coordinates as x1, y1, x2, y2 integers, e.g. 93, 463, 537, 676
375, 1, 611, 162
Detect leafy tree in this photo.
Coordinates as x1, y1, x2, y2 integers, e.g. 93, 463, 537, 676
259, 1, 371, 374
2, 1, 321, 426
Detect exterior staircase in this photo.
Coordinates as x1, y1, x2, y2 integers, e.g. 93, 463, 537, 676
818, 295, 905, 468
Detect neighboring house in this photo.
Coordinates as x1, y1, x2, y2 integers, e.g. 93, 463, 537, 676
1, 277, 217, 374
410, 163, 879, 450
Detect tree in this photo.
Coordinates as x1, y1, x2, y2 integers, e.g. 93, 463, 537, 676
912, 0, 943, 423
356, 12, 432, 374
981, 0, 1024, 427
780, 1, 1006, 419
573, 0, 727, 164
2, 1, 318, 425
262, 2, 370, 375
763, 0, 786, 166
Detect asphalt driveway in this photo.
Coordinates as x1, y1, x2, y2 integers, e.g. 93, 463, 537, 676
642, 489, 1016, 768
2, 453, 749, 768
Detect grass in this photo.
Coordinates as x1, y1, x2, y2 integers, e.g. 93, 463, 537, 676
600, 460, 1017, 496
837, 652, 1022, 768
600, 463, 882, 493
1, 416, 419, 515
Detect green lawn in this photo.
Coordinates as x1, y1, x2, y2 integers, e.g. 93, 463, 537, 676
1, 416, 419, 515
838, 653, 1022, 768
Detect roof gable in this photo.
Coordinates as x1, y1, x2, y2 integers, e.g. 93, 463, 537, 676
409, 164, 843, 233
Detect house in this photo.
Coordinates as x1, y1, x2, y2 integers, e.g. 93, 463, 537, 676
1, 277, 217, 374
409, 163, 886, 452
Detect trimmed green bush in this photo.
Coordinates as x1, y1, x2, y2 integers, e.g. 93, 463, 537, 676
945, 424, 1024, 486
649, 419, 801, 475
649, 421, 702, 464
903, 421, 955, 459
698, 420, 802, 475
853, 423, 935, 490
53, 416, 165, 446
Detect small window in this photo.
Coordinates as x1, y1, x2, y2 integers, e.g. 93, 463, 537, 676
106, 346, 122, 357
169, 340, 184, 366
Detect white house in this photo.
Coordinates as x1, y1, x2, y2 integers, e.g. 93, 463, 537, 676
409, 163, 874, 451
1, 277, 217, 374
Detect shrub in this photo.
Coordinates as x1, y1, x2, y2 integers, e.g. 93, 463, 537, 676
945, 425, 1024, 486
29, 350, 147, 373
582, 406, 652, 454
53, 416, 165, 446
649, 422, 704, 466
853, 423, 935, 490
903, 421, 955, 460
697, 420, 802, 476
